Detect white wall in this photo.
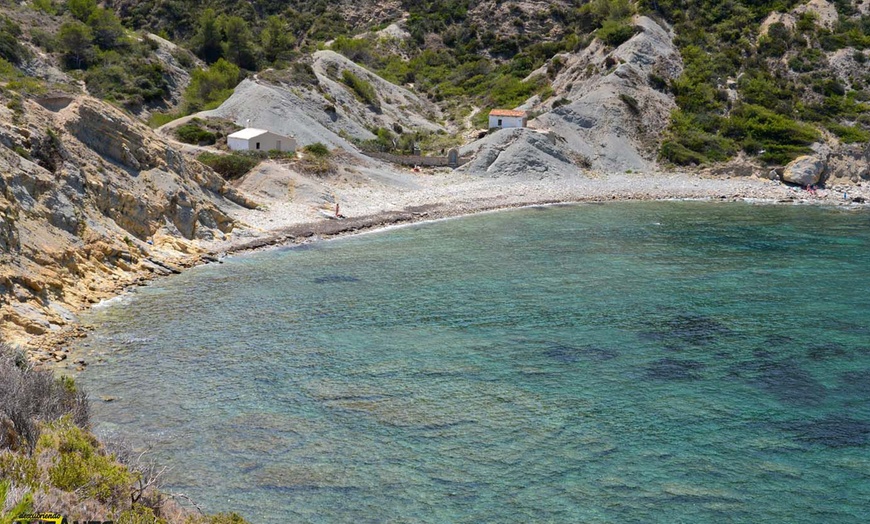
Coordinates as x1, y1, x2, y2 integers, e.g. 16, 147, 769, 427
227, 136, 249, 151
228, 132, 297, 152
489, 115, 526, 129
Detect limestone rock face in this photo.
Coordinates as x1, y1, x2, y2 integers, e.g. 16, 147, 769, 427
782, 155, 826, 186
0, 95, 240, 347
474, 15, 683, 175
826, 143, 870, 183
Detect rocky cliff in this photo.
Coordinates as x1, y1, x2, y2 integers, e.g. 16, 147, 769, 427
0, 94, 243, 348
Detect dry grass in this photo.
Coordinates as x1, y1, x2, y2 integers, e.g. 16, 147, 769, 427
0, 343, 88, 453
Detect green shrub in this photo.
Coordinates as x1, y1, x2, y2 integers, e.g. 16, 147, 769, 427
596, 19, 638, 47
67, 0, 97, 22
0, 17, 29, 65
184, 58, 242, 112
58, 21, 94, 69
619, 93, 640, 113
1, 344, 89, 454
30, 0, 57, 14
303, 142, 331, 157
13, 145, 31, 160
341, 69, 379, 107
648, 73, 669, 91
148, 111, 181, 128
0, 479, 33, 522
84, 56, 169, 107
175, 122, 217, 145
661, 140, 709, 165
40, 420, 134, 504
197, 152, 260, 179
828, 123, 870, 143
115, 504, 165, 524
30, 28, 57, 52
727, 104, 819, 147
0, 452, 39, 487
207, 514, 250, 524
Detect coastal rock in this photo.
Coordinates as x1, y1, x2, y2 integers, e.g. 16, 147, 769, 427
459, 128, 581, 178
782, 155, 826, 186
826, 142, 870, 183
512, 16, 681, 174
0, 95, 242, 348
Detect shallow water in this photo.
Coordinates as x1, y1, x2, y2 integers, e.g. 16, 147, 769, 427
73, 202, 870, 523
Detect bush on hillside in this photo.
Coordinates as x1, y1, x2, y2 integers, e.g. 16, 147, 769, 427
596, 19, 638, 47
303, 142, 331, 158
197, 151, 261, 179
175, 121, 217, 145
0, 17, 29, 65
184, 58, 243, 112
341, 69, 379, 107
724, 104, 820, 163
829, 123, 870, 143
84, 56, 169, 107
0, 344, 89, 454
661, 140, 711, 165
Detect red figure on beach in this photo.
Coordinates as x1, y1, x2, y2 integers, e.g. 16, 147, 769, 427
335, 203, 340, 217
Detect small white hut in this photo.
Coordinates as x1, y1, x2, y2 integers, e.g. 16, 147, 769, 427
227, 128, 296, 153
488, 109, 528, 129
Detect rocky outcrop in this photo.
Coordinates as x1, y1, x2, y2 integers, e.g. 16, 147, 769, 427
0, 95, 241, 347
459, 128, 583, 178
144, 33, 202, 109
533, 16, 681, 173
457, 15, 681, 176
826, 142, 870, 183
202, 51, 444, 153
782, 155, 826, 185
65, 103, 157, 171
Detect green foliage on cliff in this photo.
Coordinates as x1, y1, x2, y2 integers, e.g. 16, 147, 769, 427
197, 151, 260, 179
0, 344, 251, 523
341, 69, 379, 107
3, 0, 867, 160
183, 58, 242, 112
175, 120, 217, 145
642, 0, 870, 165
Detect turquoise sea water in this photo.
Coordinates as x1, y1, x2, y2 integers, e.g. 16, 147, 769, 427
73, 202, 870, 523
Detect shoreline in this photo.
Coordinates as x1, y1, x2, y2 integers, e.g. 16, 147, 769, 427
27, 170, 870, 363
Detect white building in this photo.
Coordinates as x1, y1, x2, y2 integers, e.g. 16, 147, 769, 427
488, 109, 528, 129
227, 128, 296, 153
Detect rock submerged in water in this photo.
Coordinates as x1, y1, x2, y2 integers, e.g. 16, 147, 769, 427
782, 155, 825, 186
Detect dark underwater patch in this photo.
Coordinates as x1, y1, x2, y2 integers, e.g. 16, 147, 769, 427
312, 275, 361, 284
831, 320, 870, 336
645, 358, 705, 380
807, 342, 849, 361
543, 342, 618, 363
764, 334, 795, 346
732, 359, 826, 406
839, 370, 870, 395
784, 416, 870, 448
639, 313, 733, 347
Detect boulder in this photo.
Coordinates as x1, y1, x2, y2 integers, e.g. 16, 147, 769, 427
782, 155, 825, 186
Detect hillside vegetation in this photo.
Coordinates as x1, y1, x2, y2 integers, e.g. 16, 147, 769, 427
0, 344, 247, 523
1, 0, 866, 165
0, 1, 868, 519
644, 0, 870, 164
